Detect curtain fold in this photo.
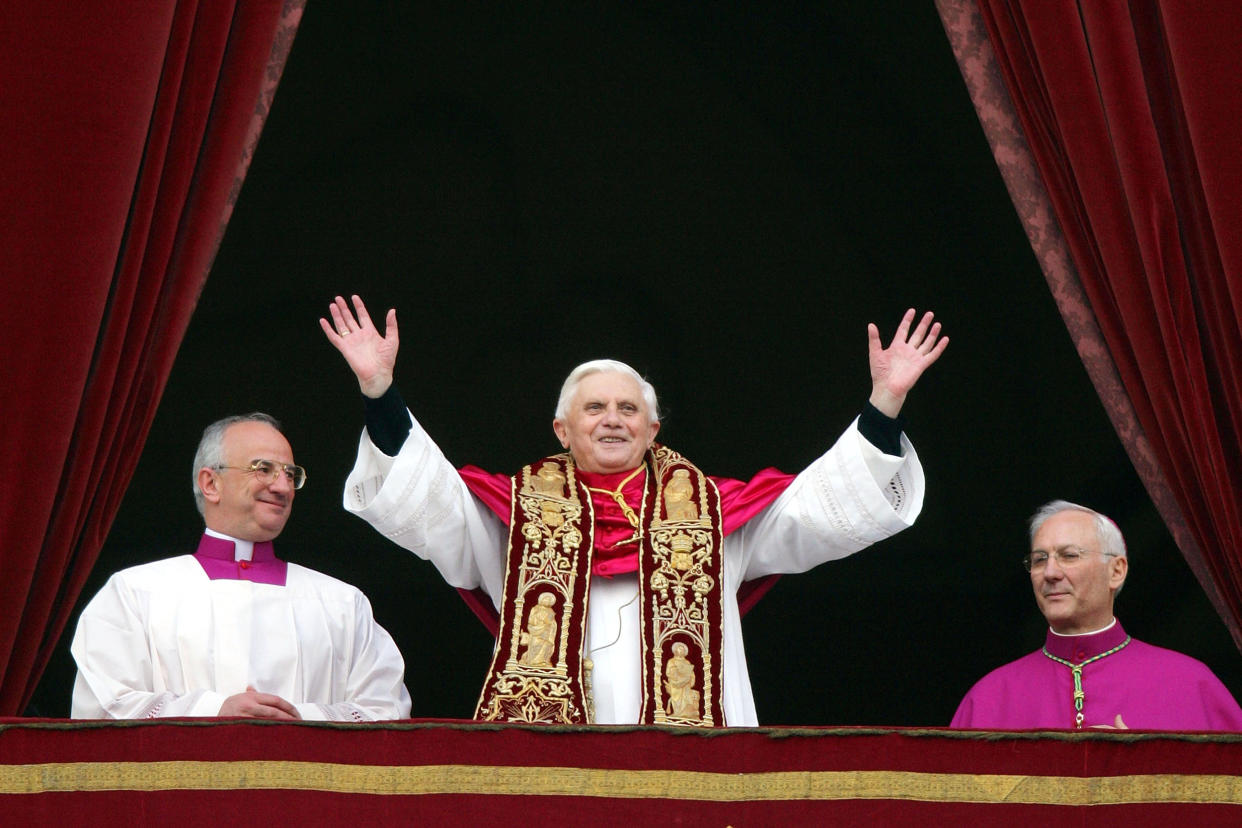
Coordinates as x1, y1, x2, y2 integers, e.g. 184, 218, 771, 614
0, 0, 304, 715
936, 0, 1242, 647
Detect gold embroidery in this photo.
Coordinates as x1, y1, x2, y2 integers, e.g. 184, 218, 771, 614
669, 532, 694, 571
528, 461, 566, 497
12, 759, 1242, 804
663, 468, 698, 521
647, 447, 720, 727
664, 641, 701, 720
480, 446, 723, 726
478, 457, 588, 724
539, 501, 564, 527
648, 525, 717, 726
518, 592, 558, 667
582, 657, 596, 722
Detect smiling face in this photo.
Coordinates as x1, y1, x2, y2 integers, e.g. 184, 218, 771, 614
1030, 510, 1127, 635
552, 371, 660, 474
197, 421, 296, 541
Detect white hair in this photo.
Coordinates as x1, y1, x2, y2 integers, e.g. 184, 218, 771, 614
554, 359, 661, 422
1029, 499, 1128, 596
191, 413, 283, 517
1028, 499, 1127, 559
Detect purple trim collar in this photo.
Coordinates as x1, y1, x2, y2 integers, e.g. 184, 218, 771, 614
1043, 620, 1127, 663
193, 534, 287, 586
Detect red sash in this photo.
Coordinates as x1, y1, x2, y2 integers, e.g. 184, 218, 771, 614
474, 445, 725, 726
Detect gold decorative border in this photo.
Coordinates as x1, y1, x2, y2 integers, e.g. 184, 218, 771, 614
476, 455, 591, 723
3, 762, 1242, 804
641, 446, 725, 726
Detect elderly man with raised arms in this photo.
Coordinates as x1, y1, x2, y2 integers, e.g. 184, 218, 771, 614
323, 295, 947, 726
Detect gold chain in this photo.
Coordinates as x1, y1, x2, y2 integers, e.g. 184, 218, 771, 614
585, 466, 644, 528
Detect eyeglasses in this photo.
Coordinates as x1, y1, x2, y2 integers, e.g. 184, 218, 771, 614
1023, 546, 1107, 572
214, 459, 307, 489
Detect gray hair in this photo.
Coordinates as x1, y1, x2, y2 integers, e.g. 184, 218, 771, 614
1028, 499, 1127, 560
554, 359, 661, 423
1029, 499, 1129, 599
191, 413, 283, 517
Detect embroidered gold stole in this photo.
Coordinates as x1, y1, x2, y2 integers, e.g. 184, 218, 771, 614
474, 445, 725, 726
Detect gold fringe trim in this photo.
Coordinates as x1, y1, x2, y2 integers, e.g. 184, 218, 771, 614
3, 762, 1242, 804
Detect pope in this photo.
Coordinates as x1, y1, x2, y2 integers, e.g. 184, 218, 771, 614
323, 294, 947, 726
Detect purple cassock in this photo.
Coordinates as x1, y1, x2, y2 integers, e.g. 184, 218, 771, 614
193, 533, 287, 585
951, 620, 1242, 731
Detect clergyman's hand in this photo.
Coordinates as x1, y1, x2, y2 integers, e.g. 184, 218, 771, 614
320, 294, 399, 399
867, 308, 949, 418
1089, 714, 1129, 730
218, 686, 301, 720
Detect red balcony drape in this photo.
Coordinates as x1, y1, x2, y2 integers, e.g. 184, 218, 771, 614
937, 0, 1242, 647
0, 0, 304, 715
5, 720, 1242, 823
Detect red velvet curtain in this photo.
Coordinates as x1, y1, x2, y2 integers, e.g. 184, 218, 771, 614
0, 0, 304, 715
937, 0, 1242, 646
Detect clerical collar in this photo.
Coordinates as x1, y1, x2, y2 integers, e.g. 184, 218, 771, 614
1049, 617, 1117, 638
577, 466, 648, 576
1043, 619, 1127, 663
204, 528, 254, 560
194, 531, 287, 585
576, 466, 647, 491
1041, 619, 1131, 729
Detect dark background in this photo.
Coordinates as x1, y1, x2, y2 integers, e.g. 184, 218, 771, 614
31, 2, 1242, 724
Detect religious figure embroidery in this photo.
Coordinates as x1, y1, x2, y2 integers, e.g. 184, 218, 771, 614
664, 641, 701, 720
519, 592, 558, 667
663, 468, 698, 521
530, 462, 566, 497
478, 447, 724, 726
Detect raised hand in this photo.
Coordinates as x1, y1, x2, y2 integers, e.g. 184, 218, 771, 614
217, 686, 301, 720
320, 295, 399, 398
867, 308, 949, 418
